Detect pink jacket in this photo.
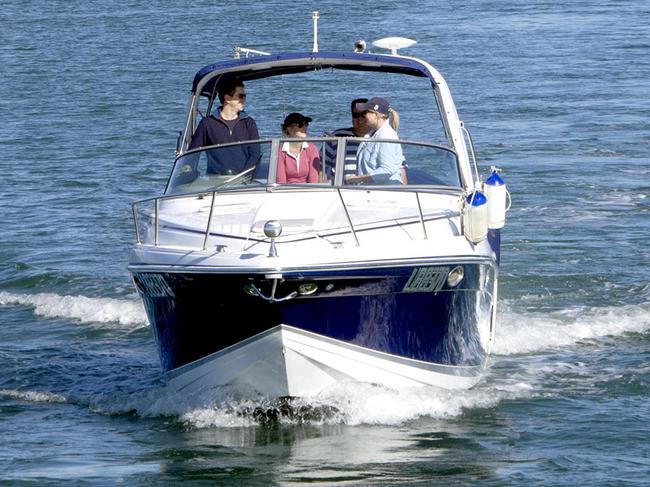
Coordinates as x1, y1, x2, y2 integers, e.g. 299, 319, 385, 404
276, 142, 321, 183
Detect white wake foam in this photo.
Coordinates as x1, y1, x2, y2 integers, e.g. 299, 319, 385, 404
0, 388, 67, 403
0, 291, 148, 328
90, 386, 261, 427
90, 380, 532, 429
493, 300, 650, 355
270, 383, 513, 427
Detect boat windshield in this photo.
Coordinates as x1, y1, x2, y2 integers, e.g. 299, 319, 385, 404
165, 138, 461, 195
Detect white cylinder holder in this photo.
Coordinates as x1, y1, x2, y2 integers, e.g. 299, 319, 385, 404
483, 167, 508, 229
463, 191, 488, 243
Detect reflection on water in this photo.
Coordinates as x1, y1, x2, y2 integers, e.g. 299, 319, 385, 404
145, 414, 505, 484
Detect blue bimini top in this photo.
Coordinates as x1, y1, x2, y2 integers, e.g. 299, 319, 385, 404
191, 51, 435, 98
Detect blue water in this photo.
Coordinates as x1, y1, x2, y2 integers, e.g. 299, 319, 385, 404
2, 1, 649, 484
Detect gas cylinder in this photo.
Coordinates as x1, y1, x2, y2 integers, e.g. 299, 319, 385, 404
463, 190, 488, 243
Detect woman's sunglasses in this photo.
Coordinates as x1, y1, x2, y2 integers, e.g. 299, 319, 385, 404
292, 122, 309, 128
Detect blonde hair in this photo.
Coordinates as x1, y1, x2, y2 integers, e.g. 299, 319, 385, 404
388, 108, 400, 131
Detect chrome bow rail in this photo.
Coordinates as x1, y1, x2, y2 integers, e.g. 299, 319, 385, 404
131, 186, 462, 251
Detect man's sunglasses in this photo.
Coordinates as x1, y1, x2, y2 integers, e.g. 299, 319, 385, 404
230, 93, 247, 100
352, 111, 367, 119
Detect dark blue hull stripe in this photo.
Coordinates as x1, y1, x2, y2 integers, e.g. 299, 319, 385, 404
132, 263, 496, 374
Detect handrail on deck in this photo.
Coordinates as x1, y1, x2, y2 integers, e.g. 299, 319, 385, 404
131, 186, 459, 250
336, 188, 359, 247
203, 191, 217, 251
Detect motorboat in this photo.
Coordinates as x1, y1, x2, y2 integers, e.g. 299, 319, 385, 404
128, 19, 509, 398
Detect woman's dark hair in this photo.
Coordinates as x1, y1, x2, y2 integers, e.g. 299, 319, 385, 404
218, 79, 244, 104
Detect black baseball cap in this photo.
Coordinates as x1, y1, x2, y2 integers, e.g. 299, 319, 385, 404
283, 112, 312, 127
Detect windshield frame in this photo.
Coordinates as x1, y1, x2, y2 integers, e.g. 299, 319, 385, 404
163, 137, 462, 196
179, 53, 477, 189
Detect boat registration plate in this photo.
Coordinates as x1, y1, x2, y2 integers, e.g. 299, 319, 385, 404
403, 267, 448, 293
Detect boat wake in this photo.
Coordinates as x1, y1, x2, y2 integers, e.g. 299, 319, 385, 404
0, 389, 67, 404
494, 298, 650, 355
0, 290, 147, 328
83, 381, 514, 428
2, 289, 649, 427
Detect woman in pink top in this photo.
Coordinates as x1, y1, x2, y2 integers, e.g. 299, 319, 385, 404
277, 112, 321, 184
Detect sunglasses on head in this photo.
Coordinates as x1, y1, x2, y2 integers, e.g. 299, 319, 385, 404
352, 111, 367, 119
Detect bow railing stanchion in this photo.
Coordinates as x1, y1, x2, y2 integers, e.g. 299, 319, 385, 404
337, 188, 359, 247
203, 191, 217, 251
460, 122, 480, 185
132, 203, 141, 244
154, 198, 159, 246
415, 191, 428, 240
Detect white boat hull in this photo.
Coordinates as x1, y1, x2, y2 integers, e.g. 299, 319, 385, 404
167, 325, 484, 397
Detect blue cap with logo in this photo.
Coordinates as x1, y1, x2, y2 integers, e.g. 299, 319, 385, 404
357, 97, 390, 116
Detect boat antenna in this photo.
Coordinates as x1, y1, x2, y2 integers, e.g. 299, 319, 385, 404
312, 11, 320, 53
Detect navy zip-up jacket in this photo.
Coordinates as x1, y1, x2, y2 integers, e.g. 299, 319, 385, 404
188, 111, 261, 175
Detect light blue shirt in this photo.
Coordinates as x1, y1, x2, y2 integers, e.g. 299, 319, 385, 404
355, 120, 404, 184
